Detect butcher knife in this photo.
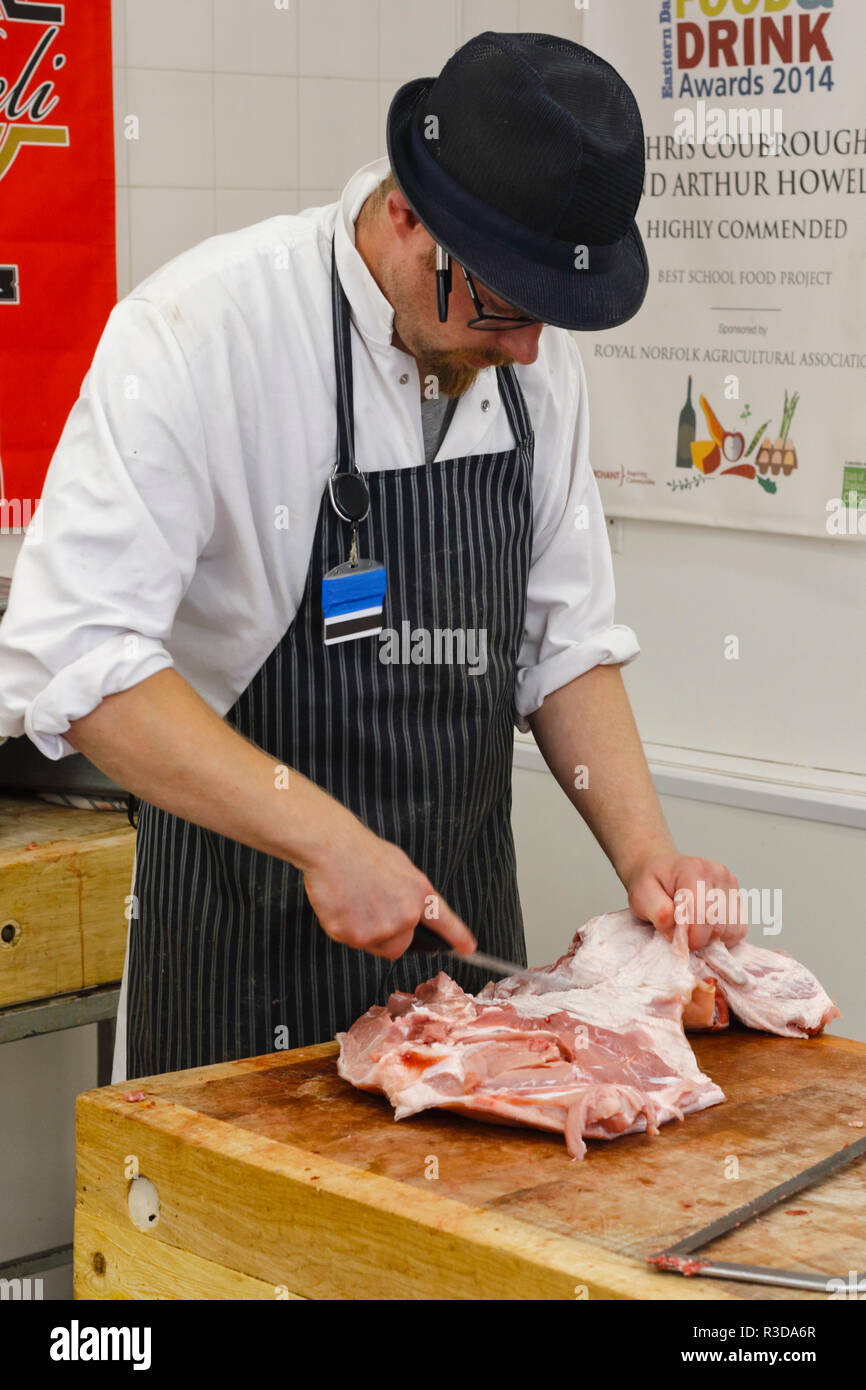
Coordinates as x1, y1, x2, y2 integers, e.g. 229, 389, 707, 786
648, 1131, 866, 1292
408, 924, 573, 988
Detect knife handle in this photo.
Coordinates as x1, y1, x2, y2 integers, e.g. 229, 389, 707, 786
408, 924, 448, 954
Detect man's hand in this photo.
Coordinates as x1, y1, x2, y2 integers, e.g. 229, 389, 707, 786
302, 816, 477, 961
626, 853, 746, 951
65, 668, 477, 963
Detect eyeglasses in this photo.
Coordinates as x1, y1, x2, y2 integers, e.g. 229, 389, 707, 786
435, 245, 538, 332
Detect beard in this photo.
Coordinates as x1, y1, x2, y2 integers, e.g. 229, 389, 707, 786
381, 256, 515, 397
413, 345, 515, 398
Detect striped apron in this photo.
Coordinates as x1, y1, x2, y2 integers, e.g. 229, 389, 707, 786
125, 241, 535, 1079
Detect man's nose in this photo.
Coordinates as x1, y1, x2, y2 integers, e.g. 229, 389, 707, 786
494, 322, 543, 365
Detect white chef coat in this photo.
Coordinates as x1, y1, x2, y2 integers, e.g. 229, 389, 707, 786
0, 155, 638, 753
0, 155, 640, 1081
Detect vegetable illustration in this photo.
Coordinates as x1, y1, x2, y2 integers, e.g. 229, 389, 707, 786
691, 440, 721, 474
699, 393, 744, 463
699, 394, 726, 447
779, 389, 800, 447
745, 420, 771, 457
674, 387, 799, 495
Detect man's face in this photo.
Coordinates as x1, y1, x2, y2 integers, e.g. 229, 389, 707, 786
376, 201, 545, 397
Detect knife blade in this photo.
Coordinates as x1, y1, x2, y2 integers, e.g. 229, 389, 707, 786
409, 924, 526, 977
408, 924, 573, 989
648, 1132, 866, 1292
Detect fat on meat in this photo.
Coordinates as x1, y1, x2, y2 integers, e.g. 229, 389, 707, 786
688, 936, 840, 1037
533, 910, 839, 1039
337, 915, 725, 1159
337, 911, 840, 1159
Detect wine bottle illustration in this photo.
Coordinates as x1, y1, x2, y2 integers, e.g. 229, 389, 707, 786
676, 375, 696, 468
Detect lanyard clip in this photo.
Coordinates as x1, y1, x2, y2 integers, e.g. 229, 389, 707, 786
328, 470, 370, 525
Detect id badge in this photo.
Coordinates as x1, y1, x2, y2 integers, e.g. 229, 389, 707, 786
322, 558, 387, 645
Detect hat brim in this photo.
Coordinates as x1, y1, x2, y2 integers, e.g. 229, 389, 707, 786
386, 78, 649, 333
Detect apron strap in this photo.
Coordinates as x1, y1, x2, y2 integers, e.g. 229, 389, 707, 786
331, 233, 357, 476
495, 363, 533, 449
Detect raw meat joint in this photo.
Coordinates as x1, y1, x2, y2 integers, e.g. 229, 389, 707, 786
337, 910, 840, 1160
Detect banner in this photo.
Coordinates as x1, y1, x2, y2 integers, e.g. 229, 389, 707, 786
582, 0, 865, 539
0, 0, 115, 525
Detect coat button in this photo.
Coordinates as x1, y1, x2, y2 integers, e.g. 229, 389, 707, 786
399, 373, 409, 384
481, 399, 490, 411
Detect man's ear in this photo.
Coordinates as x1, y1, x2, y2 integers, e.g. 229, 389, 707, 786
385, 189, 422, 242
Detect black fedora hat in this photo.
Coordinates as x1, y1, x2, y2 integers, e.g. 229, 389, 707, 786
386, 31, 649, 332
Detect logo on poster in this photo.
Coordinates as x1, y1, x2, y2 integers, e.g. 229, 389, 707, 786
661, 0, 836, 101
0, 2, 68, 182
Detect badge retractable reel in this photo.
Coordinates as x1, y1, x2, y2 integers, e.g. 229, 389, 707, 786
322, 469, 387, 647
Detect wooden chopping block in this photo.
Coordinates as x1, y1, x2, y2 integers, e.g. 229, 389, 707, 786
0, 796, 135, 1007
74, 1030, 866, 1301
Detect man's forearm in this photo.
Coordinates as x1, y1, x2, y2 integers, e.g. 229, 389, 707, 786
527, 664, 675, 889
65, 668, 351, 873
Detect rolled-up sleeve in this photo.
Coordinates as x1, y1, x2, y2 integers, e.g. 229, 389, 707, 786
515, 335, 640, 732
0, 295, 213, 759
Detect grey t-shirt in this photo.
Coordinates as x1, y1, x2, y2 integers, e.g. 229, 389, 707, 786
420, 393, 458, 465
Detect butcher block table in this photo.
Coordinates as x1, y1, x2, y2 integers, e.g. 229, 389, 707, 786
0, 795, 134, 1009
74, 1028, 866, 1301
0, 795, 135, 1281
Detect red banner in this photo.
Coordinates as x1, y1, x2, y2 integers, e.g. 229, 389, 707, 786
0, 0, 115, 514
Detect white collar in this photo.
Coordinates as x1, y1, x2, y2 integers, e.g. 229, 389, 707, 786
332, 157, 504, 440
333, 156, 398, 349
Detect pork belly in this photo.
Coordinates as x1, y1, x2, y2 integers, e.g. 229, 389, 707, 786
337, 910, 838, 1159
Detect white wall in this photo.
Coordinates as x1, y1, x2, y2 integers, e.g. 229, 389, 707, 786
2, 0, 861, 1296
612, 518, 866, 777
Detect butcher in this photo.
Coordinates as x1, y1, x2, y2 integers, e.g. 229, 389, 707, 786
0, 33, 743, 1083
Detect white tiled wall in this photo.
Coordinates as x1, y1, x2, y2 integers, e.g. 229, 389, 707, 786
113, 0, 583, 291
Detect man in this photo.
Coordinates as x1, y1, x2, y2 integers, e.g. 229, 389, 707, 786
0, 33, 742, 1083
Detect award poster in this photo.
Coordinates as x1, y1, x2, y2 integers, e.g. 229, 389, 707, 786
582, 0, 866, 539
0, 0, 115, 520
